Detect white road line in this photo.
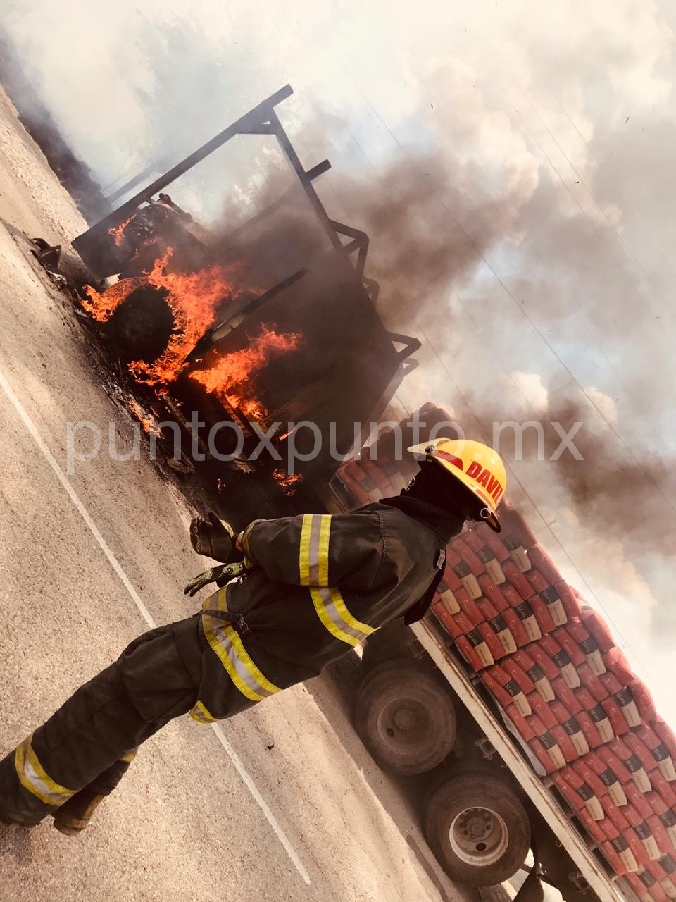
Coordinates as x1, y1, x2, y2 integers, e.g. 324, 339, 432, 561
0, 364, 311, 886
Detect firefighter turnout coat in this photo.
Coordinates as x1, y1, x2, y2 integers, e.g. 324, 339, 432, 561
185, 498, 463, 724
0, 497, 463, 828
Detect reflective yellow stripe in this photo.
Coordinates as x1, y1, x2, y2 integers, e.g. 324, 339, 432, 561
298, 513, 374, 645
317, 516, 331, 586
120, 749, 138, 764
14, 736, 76, 807
202, 586, 228, 615
299, 514, 313, 585
299, 513, 332, 587
310, 588, 356, 645
332, 590, 374, 637
309, 586, 375, 647
225, 623, 280, 696
190, 701, 217, 724
240, 520, 260, 559
203, 620, 281, 703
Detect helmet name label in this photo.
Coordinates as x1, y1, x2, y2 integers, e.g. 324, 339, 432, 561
466, 460, 504, 501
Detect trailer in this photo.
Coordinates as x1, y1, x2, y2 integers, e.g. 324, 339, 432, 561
411, 614, 618, 900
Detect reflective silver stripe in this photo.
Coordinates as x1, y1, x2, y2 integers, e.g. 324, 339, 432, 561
202, 585, 228, 616
298, 513, 374, 646
240, 519, 262, 560
310, 585, 375, 647
202, 617, 281, 703
14, 736, 76, 807
308, 514, 330, 585
190, 701, 216, 723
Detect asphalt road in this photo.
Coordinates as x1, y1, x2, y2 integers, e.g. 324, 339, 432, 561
0, 86, 463, 902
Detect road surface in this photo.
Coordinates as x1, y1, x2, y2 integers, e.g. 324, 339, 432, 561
0, 85, 464, 902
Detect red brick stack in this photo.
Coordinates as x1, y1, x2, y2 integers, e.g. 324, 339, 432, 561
334, 456, 409, 505
434, 513, 676, 889
332, 403, 459, 505
334, 450, 676, 894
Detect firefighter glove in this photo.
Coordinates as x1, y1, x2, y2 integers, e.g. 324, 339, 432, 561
189, 512, 241, 562
183, 561, 247, 597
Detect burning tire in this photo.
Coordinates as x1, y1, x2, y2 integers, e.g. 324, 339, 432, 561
354, 660, 456, 775
104, 285, 175, 364
424, 772, 531, 886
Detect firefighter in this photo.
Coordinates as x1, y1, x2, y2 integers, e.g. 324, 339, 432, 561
0, 439, 506, 835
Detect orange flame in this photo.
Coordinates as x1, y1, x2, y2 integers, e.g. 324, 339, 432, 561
278, 425, 299, 442
109, 217, 132, 247
82, 248, 301, 430
127, 399, 161, 435
83, 273, 145, 322
190, 325, 301, 420
273, 469, 303, 495
83, 249, 241, 384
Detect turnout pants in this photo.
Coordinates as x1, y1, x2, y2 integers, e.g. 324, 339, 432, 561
0, 615, 203, 826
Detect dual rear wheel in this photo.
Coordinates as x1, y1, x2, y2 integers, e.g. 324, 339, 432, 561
354, 660, 456, 775
354, 659, 531, 886
424, 772, 531, 886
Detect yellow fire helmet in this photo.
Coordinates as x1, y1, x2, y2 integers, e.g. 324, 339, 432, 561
407, 438, 507, 532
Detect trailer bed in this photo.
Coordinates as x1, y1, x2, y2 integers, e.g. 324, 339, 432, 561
411, 617, 623, 902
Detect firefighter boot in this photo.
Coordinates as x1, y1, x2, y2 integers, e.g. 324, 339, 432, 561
52, 789, 107, 836
52, 750, 137, 836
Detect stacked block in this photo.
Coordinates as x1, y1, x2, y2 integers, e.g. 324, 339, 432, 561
434, 513, 676, 890
441, 516, 676, 890
336, 456, 408, 505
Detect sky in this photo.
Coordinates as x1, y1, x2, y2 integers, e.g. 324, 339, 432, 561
3, 0, 676, 724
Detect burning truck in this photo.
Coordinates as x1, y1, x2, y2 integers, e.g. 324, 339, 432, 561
69, 87, 676, 902
72, 85, 419, 506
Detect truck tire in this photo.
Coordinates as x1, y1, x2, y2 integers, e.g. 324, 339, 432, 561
104, 286, 174, 364
425, 772, 531, 886
354, 660, 456, 775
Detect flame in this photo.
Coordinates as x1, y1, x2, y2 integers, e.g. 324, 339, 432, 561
278, 425, 299, 442
273, 469, 303, 495
83, 273, 145, 322
190, 325, 301, 419
82, 247, 301, 433
127, 399, 161, 435
109, 217, 132, 247
83, 249, 241, 384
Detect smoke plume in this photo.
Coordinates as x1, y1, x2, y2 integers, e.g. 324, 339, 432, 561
465, 393, 676, 551
2, 0, 676, 677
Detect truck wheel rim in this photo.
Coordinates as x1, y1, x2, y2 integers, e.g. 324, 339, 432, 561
377, 700, 431, 755
449, 806, 509, 867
